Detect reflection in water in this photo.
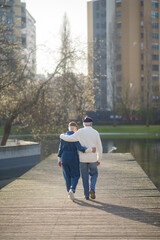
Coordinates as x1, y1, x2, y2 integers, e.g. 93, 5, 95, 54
132, 139, 160, 191
102, 138, 160, 191
1, 136, 160, 191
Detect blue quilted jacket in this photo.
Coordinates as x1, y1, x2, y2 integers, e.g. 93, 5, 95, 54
57, 131, 87, 163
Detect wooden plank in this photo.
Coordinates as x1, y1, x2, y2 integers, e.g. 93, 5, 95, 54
0, 153, 160, 240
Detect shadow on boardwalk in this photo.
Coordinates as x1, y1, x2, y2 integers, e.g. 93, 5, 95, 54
74, 199, 160, 227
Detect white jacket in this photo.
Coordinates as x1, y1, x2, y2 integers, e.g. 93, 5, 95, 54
60, 126, 103, 163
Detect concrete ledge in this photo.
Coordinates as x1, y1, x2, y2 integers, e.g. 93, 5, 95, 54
0, 140, 41, 180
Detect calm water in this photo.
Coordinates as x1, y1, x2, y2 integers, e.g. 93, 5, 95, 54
1, 136, 160, 191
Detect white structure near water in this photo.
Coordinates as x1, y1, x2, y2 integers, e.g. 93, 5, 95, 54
0, 140, 40, 181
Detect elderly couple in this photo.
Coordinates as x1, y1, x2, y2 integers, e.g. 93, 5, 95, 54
58, 116, 103, 201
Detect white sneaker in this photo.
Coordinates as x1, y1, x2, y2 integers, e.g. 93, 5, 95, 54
68, 189, 75, 201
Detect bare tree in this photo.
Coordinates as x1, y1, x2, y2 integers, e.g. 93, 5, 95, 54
0, 20, 34, 145
0, 14, 95, 145
119, 83, 141, 124
0, 19, 73, 146
54, 13, 95, 121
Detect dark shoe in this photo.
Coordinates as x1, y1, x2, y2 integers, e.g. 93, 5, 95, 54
84, 196, 89, 200
89, 189, 96, 199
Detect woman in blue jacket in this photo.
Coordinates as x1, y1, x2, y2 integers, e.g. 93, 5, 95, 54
58, 121, 92, 201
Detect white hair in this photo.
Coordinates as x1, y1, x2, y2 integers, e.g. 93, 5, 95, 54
69, 126, 76, 131
83, 122, 92, 126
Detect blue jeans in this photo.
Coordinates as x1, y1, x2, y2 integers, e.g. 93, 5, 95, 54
80, 162, 98, 198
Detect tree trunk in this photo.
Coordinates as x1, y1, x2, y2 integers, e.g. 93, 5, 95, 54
113, 109, 117, 127
1, 116, 15, 146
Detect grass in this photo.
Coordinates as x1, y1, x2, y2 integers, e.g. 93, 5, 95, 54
93, 125, 160, 134
93, 125, 160, 139
0, 125, 160, 139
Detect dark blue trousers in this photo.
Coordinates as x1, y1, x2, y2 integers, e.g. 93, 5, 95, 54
62, 151, 80, 192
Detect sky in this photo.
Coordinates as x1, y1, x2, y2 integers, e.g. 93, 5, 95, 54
23, 0, 88, 75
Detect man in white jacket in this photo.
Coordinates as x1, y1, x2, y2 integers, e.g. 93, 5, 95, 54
60, 116, 103, 200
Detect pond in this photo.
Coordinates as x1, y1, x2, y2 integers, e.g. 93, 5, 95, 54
1, 136, 160, 192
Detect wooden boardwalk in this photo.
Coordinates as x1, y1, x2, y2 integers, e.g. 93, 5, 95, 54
0, 153, 160, 240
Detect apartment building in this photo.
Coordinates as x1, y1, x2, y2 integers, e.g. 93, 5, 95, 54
88, 0, 108, 110
87, 0, 160, 113
0, 0, 22, 41
21, 2, 36, 75
0, 0, 36, 75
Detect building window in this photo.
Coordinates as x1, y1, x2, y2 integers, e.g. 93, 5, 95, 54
117, 32, 122, 39
95, 1, 99, 10
117, 86, 122, 93
21, 6, 25, 14
141, 32, 144, 39
152, 54, 159, 60
116, 96, 122, 103
101, 33, 106, 39
117, 54, 122, 61
141, 0, 144, 7
22, 17, 26, 28
117, 75, 122, 81
152, 1, 159, 8
141, 42, 144, 49
152, 75, 159, 81
95, 64, 100, 73
152, 22, 159, 28
101, 22, 106, 28
152, 33, 159, 39
117, 42, 122, 50
116, 0, 122, 8
152, 11, 159, 18
8, 17, 12, 24
140, 21, 144, 27
117, 22, 122, 28
152, 43, 159, 50
141, 74, 144, 81
101, 12, 106, 18
116, 65, 122, 71
101, 0, 106, 7
152, 65, 159, 71
140, 11, 143, 18
96, 34, 100, 41
152, 95, 159, 101
152, 85, 159, 92
141, 64, 144, 71
116, 11, 122, 18
141, 53, 144, 60
22, 35, 27, 48
101, 52, 106, 59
